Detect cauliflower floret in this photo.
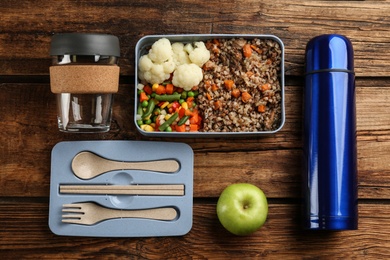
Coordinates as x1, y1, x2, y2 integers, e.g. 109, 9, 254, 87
138, 38, 210, 87
162, 57, 176, 74
138, 38, 175, 84
138, 55, 153, 73
148, 38, 173, 63
185, 41, 210, 67
172, 42, 191, 66
172, 64, 203, 91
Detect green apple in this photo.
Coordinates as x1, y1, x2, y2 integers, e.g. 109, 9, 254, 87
216, 183, 268, 236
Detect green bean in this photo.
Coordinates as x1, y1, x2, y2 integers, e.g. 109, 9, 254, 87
177, 115, 190, 126
158, 112, 178, 131
137, 103, 144, 116
142, 100, 155, 119
155, 94, 181, 102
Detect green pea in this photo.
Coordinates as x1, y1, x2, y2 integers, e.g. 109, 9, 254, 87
187, 91, 195, 97
141, 100, 148, 108
137, 89, 144, 95
136, 120, 143, 126
181, 91, 187, 99
179, 99, 185, 104
165, 126, 173, 132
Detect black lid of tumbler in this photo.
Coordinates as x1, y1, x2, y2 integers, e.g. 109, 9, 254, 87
50, 33, 120, 57
305, 34, 354, 74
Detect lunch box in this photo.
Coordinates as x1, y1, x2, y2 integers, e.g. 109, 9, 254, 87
134, 34, 285, 137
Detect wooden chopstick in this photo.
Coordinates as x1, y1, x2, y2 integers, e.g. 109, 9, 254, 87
59, 184, 185, 196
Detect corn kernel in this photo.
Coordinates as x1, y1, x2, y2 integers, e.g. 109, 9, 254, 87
141, 125, 154, 132
181, 102, 188, 110
152, 83, 159, 91
160, 101, 170, 109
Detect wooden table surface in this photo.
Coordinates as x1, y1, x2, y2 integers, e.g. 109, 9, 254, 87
1, 0, 390, 259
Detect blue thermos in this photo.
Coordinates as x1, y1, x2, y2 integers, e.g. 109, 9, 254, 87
303, 34, 358, 230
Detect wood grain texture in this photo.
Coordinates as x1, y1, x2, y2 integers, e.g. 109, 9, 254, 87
0, 202, 390, 259
1, 0, 390, 258
0, 0, 389, 76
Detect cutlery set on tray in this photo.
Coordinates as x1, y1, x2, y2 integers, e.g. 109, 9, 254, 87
49, 141, 194, 237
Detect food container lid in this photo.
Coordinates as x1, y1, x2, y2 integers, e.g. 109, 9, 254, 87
305, 34, 354, 74
50, 33, 120, 57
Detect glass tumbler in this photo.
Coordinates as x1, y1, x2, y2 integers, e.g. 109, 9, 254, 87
49, 33, 120, 133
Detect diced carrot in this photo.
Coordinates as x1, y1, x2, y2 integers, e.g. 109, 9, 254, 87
213, 39, 220, 46
231, 88, 241, 98
258, 105, 266, 113
186, 96, 194, 108
191, 86, 198, 91
189, 113, 199, 124
165, 83, 174, 95
155, 118, 160, 129
175, 87, 183, 93
206, 93, 212, 100
243, 44, 252, 58
143, 85, 153, 95
175, 124, 186, 132
185, 109, 193, 117
241, 92, 252, 103
214, 100, 222, 110
246, 71, 254, 77
250, 44, 262, 54
189, 124, 199, 132
155, 85, 166, 95
212, 46, 220, 54
224, 80, 234, 90
260, 83, 271, 91
139, 92, 149, 102
211, 84, 218, 91
266, 59, 273, 65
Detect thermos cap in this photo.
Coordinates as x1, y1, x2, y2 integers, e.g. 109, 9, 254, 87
50, 33, 120, 57
305, 34, 354, 74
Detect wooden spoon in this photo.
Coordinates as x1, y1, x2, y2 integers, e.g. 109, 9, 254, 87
71, 151, 180, 180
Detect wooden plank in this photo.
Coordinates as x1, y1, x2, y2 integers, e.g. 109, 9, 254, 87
0, 0, 389, 76
0, 79, 389, 199
0, 201, 389, 258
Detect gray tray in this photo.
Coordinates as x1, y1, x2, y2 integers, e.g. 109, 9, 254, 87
48, 140, 193, 237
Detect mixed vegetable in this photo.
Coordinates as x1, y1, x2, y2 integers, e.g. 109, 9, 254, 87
136, 82, 202, 132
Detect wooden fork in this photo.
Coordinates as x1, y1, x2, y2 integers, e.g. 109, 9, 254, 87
62, 202, 178, 225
